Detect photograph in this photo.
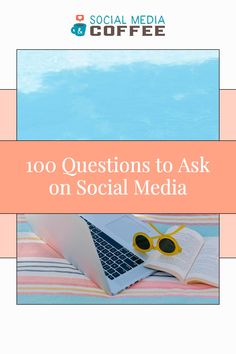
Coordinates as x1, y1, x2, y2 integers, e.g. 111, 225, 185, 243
17, 49, 219, 140
17, 213, 219, 304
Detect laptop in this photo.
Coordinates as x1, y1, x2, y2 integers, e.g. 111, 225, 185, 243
25, 214, 155, 295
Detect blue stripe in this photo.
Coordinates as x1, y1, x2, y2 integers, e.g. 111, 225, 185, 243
17, 222, 32, 232
17, 294, 219, 305
152, 223, 219, 237
17, 260, 71, 265
18, 221, 219, 237
17, 223, 219, 244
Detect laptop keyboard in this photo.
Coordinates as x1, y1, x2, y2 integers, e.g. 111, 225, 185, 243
81, 217, 144, 280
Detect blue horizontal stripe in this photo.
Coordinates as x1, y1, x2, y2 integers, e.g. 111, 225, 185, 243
17, 294, 219, 305
153, 223, 219, 237
17, 223, 32, 233
18, 221, 219, 238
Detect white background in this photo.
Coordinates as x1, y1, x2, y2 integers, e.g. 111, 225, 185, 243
0, 1, 236, 353
0, 0, 236, 88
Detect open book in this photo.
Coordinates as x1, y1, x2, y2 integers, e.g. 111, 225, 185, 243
144, 227, 219, 287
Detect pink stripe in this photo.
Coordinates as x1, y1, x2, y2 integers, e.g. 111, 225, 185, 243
18, 276, 99, 288
18, 276, 216, 291
18, 291, 217, 298
18, 291, 109, 298
116, 292, 217, 298
130, 280, 215, 290
17, 243, 62, 258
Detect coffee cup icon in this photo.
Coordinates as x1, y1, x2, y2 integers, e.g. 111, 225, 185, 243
71, 23, 86, 36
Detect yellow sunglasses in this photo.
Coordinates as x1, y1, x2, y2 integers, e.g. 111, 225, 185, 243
133, 223, 185, 256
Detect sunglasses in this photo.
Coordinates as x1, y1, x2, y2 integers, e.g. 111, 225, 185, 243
133, 223, 185, 256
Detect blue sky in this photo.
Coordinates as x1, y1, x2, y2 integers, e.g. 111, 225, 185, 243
17, 50, 219, 140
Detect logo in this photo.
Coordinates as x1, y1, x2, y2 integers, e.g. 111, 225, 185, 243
71, 14, 87, 36
71, 14, 165, 38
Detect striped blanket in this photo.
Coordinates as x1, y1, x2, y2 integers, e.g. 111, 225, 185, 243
17, 214, 219, 304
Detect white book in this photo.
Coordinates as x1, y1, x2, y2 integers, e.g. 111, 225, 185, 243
144, 227, 219, 287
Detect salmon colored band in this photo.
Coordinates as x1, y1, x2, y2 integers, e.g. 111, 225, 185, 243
0, 141, 235, 213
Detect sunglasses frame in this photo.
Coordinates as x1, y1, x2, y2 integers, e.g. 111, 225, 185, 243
133, 225, 183, 256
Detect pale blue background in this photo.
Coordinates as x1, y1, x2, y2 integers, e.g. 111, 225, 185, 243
17, 50, 219, 140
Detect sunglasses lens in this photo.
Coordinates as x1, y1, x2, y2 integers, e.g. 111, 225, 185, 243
135, 235, 150, 250
159, 238, 176, 253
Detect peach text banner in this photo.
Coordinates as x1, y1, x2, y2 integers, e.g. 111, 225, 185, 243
0, 141, 235, 213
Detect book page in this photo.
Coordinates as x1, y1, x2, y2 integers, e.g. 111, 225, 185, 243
186, 237, 219, 287
145, 227, 204, 281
